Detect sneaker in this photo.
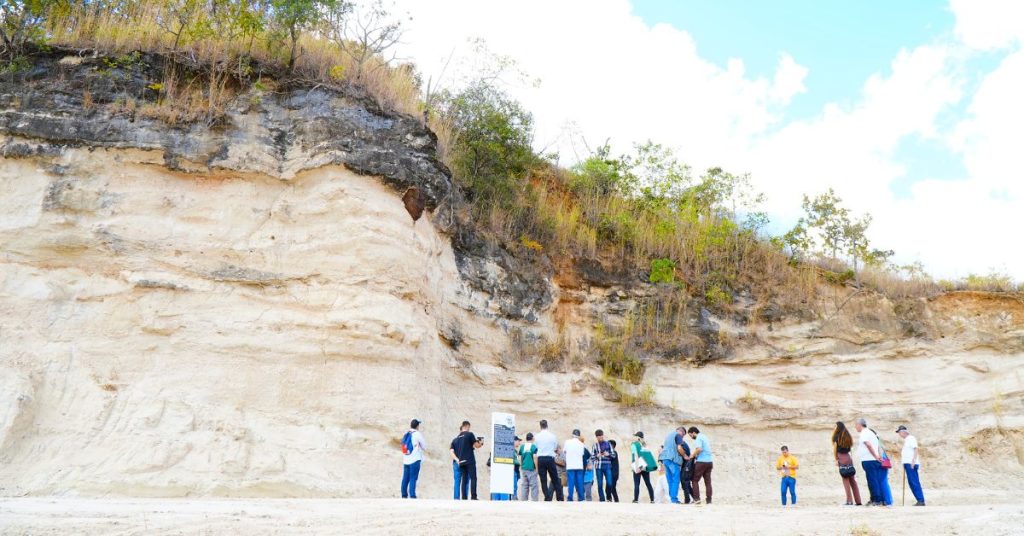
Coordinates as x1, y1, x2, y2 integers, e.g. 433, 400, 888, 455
691, 499, 702, 505
632, 500, 638, 504
914, 501, 926, 506
842, 503, 854, 507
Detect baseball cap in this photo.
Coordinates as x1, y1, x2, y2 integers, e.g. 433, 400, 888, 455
635, 431, 644, 439
895, 425, 908, 433
410, 418, 421, 428
572, 429, 581, 437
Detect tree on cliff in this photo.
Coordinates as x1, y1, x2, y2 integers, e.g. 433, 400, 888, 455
1, 0, 58, 60
785, 188, 892, 275
436, 79, 536, 213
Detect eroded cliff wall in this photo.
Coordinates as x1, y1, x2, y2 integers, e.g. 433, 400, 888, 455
1, 53, 1023, 500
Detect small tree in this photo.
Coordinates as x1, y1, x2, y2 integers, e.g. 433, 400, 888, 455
800, 188, 850, 260
436, 80, 535, 211
328, 0, 403, 82
155, 0, 205, 51
270, 0, 336, 71
0, 0, 58, 60
788, 188, 892, 276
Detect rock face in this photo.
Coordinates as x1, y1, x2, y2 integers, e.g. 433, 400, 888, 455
1, 54, 1023, 499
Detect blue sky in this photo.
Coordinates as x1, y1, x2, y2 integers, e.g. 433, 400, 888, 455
634, 1, 955, 120
634, 0, 970, 200
396, 0, 1024, 279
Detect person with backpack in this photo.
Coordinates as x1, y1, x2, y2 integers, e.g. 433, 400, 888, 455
630, 432, 656, 503
582, 447, 595, 501
400, 419, 426, 499
518, 432, 540, 501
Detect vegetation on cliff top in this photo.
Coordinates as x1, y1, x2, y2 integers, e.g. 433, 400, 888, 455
2, 0, 1019, 314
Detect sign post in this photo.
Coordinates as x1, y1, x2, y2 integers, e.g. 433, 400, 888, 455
490, 412, 516, 496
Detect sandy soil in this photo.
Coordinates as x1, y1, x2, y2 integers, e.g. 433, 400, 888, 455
2, 497, 1023, 535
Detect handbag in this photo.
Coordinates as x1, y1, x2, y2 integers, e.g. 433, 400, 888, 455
631, 456, 646, 474
880, 455, 892, 469
839, 464, 856, 477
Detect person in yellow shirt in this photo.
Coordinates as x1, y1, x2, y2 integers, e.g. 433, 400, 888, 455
775, 446, 799, 506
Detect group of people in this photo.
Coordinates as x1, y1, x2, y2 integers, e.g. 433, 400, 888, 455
829, 419, 926, 507
399, 417, 925, 508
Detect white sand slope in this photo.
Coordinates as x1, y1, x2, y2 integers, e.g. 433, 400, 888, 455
2, 497, 1023, 535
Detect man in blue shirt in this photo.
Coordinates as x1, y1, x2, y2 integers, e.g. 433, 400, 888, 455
658, 426, 687, 504
687, 426, 714, 504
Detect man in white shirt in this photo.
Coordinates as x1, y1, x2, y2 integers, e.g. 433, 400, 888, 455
854, 418, 884, 505
534, 419, 564, 501
897, 425, 925, 506
401, 419, 427, 499
563, 429, 586, 501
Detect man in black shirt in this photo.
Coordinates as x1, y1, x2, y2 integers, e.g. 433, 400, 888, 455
449, 420, 482, 500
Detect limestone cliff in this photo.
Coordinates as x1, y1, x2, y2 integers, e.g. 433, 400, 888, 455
1, 52, 1022, 500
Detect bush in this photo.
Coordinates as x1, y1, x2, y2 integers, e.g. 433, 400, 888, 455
435, 80, 535, 213
649, 258, 675, 284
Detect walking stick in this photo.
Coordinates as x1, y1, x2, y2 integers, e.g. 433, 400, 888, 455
901, 466, 906, 506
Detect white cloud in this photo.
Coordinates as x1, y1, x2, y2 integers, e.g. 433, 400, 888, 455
393, 0, 1023, 279
950, 0, 1024, 50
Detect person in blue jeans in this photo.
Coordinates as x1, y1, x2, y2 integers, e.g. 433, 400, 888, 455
449, 425, 464, 499
563, 429, 587, 501
775, 446, 799, 506
591, 430, 614, 502
873, 428, 894, 506
897, 425, 926, 506
400, 419, 426, 499
855, 418, 884, 505
451, 461, 462, 499
657, 426, 687, 504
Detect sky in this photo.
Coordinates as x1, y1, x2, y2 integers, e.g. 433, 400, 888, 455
390, 0, 1024, 280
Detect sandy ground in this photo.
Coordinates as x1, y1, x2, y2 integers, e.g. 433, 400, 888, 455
2, 497, 1023, 535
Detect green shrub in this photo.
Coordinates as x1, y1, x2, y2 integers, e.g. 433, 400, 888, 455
704, 284, 731, 307
649, 258, 675, 284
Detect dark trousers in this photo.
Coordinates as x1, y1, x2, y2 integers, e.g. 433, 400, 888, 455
401, 460, 421, 498
681, 471, 694, 503
458, 463, 478, 500
691, 461, 713, 503
904, 463, 925, 503
633, 470, 654, 502
607, 465, 620, 502
537, 456, 563, 501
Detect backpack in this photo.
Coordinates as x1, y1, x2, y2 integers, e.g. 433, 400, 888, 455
401, 431, 414, 455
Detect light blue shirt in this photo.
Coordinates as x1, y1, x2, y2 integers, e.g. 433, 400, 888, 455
694, 433, 713, 462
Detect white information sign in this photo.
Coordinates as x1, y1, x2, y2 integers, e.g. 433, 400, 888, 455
490, 412, 516, 495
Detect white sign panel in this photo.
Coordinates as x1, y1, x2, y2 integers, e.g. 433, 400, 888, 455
490, 412, 515, 495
